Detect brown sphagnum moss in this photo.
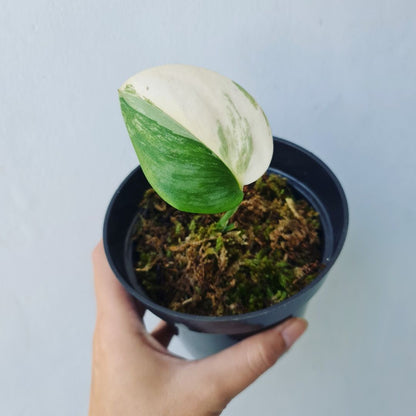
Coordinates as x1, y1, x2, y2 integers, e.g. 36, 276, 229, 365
131, 173, 323, 316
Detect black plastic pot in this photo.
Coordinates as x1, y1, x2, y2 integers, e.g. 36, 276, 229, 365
103, 137, 349, 358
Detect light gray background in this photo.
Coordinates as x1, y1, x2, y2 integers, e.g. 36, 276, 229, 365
1, 1, 415, 415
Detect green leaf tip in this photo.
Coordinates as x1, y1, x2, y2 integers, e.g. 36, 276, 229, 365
119, 96, 243, 213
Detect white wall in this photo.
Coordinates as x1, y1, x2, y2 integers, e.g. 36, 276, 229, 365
1, 1, 415, 415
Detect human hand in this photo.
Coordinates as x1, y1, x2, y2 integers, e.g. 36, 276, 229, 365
89, 241, 308, 416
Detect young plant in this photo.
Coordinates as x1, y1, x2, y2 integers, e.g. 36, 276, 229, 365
117, 65, 323, 316
118, 64, 273, 215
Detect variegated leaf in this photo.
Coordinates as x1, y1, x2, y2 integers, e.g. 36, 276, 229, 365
119, 64, 273, 213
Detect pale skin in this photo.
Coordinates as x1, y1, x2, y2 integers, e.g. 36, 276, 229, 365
89, 241, 308, 416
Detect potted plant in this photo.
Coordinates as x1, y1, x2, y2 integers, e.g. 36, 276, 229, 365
103, 65, 348, 358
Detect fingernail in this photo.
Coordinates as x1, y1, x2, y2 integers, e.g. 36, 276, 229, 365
281, 318, 308, 348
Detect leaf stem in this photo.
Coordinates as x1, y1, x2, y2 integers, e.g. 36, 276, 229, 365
216, 205, 240, 232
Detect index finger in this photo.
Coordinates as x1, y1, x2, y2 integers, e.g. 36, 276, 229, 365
92, 240, 146, 332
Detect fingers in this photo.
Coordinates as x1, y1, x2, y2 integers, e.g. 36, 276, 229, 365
92, 241, 145, 333
150, 321, 177, 348
192, 318, 307, 404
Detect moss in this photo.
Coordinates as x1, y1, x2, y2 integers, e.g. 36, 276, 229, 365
131, 173, 323, 316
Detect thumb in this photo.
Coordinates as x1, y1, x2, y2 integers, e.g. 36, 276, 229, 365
193, 318, 307, 404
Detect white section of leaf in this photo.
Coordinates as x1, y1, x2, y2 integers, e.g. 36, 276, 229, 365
121, 64, 273, 186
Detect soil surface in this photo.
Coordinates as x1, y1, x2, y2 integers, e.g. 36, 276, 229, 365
131, 173, 323, 316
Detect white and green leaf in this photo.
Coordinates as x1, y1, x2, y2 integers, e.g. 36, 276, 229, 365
119, 64, 273, 214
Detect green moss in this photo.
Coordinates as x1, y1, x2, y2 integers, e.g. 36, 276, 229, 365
131, 173, 323, 316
